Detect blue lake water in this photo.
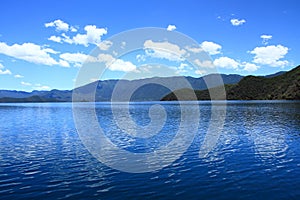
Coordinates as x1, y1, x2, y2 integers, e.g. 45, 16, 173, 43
0, 101, 300, 199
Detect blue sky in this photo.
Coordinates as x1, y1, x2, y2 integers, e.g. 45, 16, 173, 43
0, 0, 299, 91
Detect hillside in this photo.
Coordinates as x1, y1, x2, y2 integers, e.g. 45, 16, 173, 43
227, 65, 300, 100
161, 65, 300, 101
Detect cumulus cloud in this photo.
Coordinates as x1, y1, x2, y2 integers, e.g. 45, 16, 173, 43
98, 40, 113, 50
45, 19, 77, 32
260, 35, 272, 45
213, 56, 239, 69
60, 33, 73, 44
200, 41, 222, 55
109, 59, 137, 72
167, 25, 176, 31
45, 19, 70, 32
194, 59, 214, 68
70, 26, 78, 32
48, 35, 62, 43
21, 81, 50, 90
59, 52, 96, 67
250, 45, 289, 67
33, 83, 50, 91
144, 40, 186, 62
242, 62, 260, 72
72, 25, 107, 46
0, 42, 69, 67
97, 53, 137, 72
49, 25, 108, 47
0, 63, 12, 75
185, 46, 203, 53
21, 81, 32, 86
58, 59, 70, 67
230, 18, 246, 26
175, 63, 189, 74
14, 74, 24, 78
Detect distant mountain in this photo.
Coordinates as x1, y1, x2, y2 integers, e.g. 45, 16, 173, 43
2, 66, 297, 103
264, 71, 286, 78
161, 65, 300, 101
0, 90, 49, 98
0, 74, 243, 103
0, 95, 61, 103
73, 74, 243, 102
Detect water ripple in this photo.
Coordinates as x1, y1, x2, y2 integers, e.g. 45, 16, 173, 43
0, 102, 299, 199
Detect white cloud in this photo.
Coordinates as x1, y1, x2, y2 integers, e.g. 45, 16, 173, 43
70, 26, 78, 32
14, 74, 24, 78
194, 59, 214, 68
0, 69, 11, 75
200, 41, 222, 55
250, 45, 289, 67
230, 18, 246, 26
213, 57, 239, 69
144, 40, 186, 62
175, 63, 189, 74
167, 25, 176, 31
21, 81, 50, 90
97, 53, 137, 72
58, 59, 70, 67
33, 83, 50, 91
0, 63, 12, 75
72, 25, 107, 46
242, 62, 260, 72
261, 35, 272, 40
60, 52, 96, 67
260, 35, 272, 45
21, 81, 32, 86
47, 25, 107, 47
60, 52, 89, 63
43, 48, 59, 54
45, 19, 70, 32
59, 33, 72, 44
109, 59, 137, 72
98, 40, 113, 50
0, 42, 60, 66
97, 53, 115, 64
185, 46, 203, 53
179, 63, 188, 69
145, 49, 184, 62
48, 35, 62, 43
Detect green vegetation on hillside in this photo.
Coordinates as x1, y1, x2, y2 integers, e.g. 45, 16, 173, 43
162, 65, 300, 101
227, 65, 300, 100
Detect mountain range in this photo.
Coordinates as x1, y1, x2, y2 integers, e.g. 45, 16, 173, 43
0, 66, 298, 103
0, 74, 243, 102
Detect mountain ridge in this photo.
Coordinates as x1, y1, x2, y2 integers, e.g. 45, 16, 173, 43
0, 73, 243, 102
0, 68, 296, 103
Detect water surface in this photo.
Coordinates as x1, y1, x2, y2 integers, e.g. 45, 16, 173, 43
0, 101, 299, 199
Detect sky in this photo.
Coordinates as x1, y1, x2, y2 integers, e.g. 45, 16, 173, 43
0, 0, 299, 91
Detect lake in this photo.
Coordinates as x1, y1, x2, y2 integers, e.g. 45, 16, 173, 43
0, 101, 300, 199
